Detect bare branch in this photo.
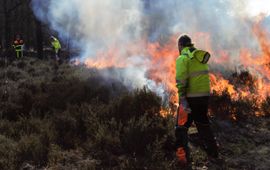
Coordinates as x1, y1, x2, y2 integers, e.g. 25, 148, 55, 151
7, 1, 25, 13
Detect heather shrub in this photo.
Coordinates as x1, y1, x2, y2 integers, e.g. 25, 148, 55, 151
121, 115, 167, 155
3, 57, 269, 169
230, 71, 256, 92
51, 111, 80, 149
108, 87, 161, 122
210, 84, 259, 121
0, 135, 17, 170
210, 70, 261, 119
114, 114, 176, 169
210, 90, 234, 120
47, 145, 97, 169
262, 97, 270, 116
0, 57, 127, 120
16, 133, 49, 168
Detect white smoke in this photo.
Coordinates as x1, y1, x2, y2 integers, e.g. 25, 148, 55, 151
243, 0, 270, 17
32, 0, 143, 54
31, 0, 270, 100
143, 0, 270, 60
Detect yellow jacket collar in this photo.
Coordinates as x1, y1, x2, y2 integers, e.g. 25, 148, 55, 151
181, 46, 195, 58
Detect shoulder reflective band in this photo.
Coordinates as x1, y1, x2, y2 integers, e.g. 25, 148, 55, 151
188, 70, 209, 78
202, 52, 210, 64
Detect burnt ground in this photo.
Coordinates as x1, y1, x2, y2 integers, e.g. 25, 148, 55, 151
189, 116, 270, 170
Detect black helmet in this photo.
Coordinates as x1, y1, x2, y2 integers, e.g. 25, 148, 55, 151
178, 34, 192, 47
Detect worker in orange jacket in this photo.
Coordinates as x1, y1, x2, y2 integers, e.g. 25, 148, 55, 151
13, 34, 24, 58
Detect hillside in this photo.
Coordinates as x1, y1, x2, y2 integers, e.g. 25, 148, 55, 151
0, 56, 269, 170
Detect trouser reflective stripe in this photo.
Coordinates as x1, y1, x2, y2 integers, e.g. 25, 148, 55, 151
188, 70, 209, 78
14, 45, 23, 58
16, 51, 23, 58
187, 92, 210, 97
14, 49, 23, 58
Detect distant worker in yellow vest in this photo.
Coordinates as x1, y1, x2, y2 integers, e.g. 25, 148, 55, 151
175, 34, 220, 168
50, 36, 61, 60
13, 34, 24, 58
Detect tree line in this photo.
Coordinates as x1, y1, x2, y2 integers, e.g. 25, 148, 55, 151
0, 0, 53, 58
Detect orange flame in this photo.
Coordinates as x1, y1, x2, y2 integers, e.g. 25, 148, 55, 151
146, 36, 178, 103
210, 73, 237, 98
80, 22, 270, 118
83, 36, 179, 104
208, 20, 270, 117
238, 20, 270, 100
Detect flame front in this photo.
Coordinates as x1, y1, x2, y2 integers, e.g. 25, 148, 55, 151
83, 22, 270, 117
83, 36, 179, 104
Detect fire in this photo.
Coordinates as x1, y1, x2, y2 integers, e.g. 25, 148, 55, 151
209, 20, 270, 117
85, 45, 130, 69
210, 73, 237, 99
146, 36, 179, 103
81, 21, 270, 117
83, 36, 179, 104
239, 21, 270, 100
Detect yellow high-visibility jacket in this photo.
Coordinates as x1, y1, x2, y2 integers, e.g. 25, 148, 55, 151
51, 38, 61, 53
176, 46, 210, 99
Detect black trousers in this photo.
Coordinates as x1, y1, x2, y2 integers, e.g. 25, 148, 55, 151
181, 96, 218, 158
185, 96, 210, 128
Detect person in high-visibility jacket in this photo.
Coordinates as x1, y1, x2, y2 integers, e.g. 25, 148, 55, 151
13, 34, 24, 58
175, 34, 219, 166
50, 36, 61, 60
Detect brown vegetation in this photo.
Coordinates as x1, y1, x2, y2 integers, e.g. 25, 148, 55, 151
0, 56, 269, 169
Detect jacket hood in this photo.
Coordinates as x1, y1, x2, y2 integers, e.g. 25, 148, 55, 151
181, 47, 210, 64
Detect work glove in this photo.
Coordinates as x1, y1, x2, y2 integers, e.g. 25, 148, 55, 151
180, 97, 191, 113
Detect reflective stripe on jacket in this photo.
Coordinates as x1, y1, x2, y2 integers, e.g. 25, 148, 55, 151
13, 40, 24, 51
14, 45, 23, 51
176, 46, 210, 98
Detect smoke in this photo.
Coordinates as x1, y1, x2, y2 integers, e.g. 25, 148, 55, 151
31, 0, 270, 101
144, 0, 270, 58
32, 0, 143, 54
